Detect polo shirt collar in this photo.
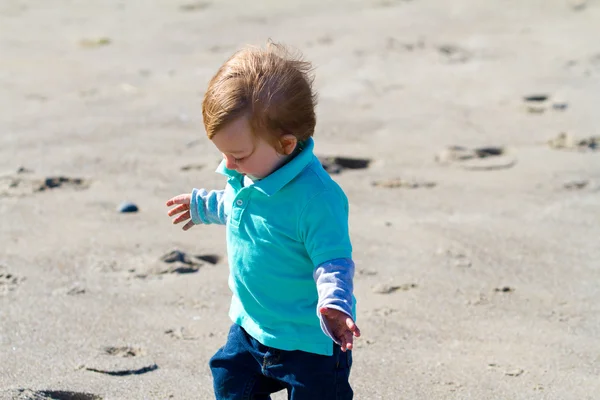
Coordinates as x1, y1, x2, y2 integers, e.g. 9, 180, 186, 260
216, 138, 315, 197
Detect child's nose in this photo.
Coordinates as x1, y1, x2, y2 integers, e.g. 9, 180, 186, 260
224, 155, 237, 170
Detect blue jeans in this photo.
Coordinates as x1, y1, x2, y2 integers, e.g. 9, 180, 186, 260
209, 324, 353, 399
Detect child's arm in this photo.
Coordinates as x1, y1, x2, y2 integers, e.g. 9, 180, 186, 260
166, 188, 227, 230
189, 188, 227, 225
314, 258, 360, 351
298, 189, 360, 351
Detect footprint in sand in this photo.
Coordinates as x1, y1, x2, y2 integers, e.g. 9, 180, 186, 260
385, 37, 425, 53
179, 2, 210, 12
438, 248, 473, 268
159, 250, 220, 274
83, 363, 158, 377
103, 346, 145, 358
180, 163, 204, 171
165, 327, 199, 340
522, 94, 569, 114
372, 283, 418, 294
563, 180, 591, 191
0, 265, 24, 295
7, 389, 102, 400
0, 168, 90, 197
37, 177, 89, 191
319, 156, 371, 175
372, 178, 436, 189
81, 346, 157, 377
494, 286, 515, 293
437, 44, 472, 64
565, 52, 600, 77
384, 37, 472, 65
435, 146, 517, 170
133, 250, 221, 278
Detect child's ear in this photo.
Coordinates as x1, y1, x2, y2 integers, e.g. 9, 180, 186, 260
279, 134, 298, 155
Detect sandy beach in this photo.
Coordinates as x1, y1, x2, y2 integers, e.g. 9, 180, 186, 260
1, 0, 600, 399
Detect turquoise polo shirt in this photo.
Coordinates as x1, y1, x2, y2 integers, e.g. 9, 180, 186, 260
217, 138, 353, 356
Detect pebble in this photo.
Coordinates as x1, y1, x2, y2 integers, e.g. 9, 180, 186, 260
118, 202, 139, 213
552, 102, 568, 111
523, 94, 549, 102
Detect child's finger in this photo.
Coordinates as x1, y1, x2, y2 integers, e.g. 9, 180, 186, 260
172, 211, 191, 224
345, 338, 353, 351
182, 220, 195, 231
340, 336, 347, 352
341, 331, 353, 352
346, 318, 361, 337
166, 194, 191, 206
167, 204, 189, 217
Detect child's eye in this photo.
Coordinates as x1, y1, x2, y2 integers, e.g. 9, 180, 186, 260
234, 156, 246, 163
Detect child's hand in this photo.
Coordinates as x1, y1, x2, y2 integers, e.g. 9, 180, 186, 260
166, 194, 195, 231
319, 307, 361, 352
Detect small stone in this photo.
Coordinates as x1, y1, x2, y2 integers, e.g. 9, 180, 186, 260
579, 136, 600, 150
523, 94, 549, 102
494, 286, 514, 293
118, 202, 139, 213
552, 102, 568, 111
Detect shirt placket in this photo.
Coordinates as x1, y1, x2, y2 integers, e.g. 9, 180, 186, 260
229, 187, 250, 228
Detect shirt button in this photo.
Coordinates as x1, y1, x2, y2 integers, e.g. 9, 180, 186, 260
236, 199, 244, 206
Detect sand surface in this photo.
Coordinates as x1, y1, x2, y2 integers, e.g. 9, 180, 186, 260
1, 0, 600, 399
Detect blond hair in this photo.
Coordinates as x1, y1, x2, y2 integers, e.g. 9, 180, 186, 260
202, 42, 317, 151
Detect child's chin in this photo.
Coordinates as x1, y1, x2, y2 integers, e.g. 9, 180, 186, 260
245, 173, 262, 180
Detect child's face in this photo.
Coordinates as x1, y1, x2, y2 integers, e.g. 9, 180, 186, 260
211, 116, 293, 180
